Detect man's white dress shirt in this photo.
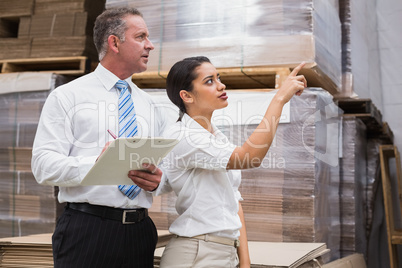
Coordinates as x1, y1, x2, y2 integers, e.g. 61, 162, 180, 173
32, 64, 168, 209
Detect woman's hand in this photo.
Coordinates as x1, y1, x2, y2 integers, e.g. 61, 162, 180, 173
275, 62, 307, 104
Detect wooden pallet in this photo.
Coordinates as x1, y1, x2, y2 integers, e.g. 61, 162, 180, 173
379, 145, 402, 268
132, 67, 288, 90
132, 63, 339, 94
376, 122, 394, 144
337, 98, 382, 125
337, 98, 394, 143
0, 56, 90, 75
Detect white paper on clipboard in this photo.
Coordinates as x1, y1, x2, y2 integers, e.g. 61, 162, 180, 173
80, 137, 178, 186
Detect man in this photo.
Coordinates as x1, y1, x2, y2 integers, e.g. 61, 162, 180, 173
32, 7, 165, 267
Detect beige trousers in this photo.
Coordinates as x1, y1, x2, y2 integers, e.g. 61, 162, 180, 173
160, 236, 238, 268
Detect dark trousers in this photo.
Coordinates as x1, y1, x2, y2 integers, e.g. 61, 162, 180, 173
52, 206, 158, 268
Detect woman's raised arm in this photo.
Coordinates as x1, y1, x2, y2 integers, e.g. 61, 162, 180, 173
227, 62, 307, 170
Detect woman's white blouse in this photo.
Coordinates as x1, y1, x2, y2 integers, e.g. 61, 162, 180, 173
161, 113, 242, 240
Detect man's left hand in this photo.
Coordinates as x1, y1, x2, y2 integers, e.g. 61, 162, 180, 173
128, 163, 161, 192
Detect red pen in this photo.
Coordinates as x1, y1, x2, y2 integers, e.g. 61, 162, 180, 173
107, 129, 117, 139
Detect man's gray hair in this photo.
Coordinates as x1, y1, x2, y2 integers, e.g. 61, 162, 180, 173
93, 7, 143, 61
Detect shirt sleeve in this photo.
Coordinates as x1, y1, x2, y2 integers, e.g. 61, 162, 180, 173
229, 170, 243, 201
31, 91, 96, 186
152, 169, 172, 196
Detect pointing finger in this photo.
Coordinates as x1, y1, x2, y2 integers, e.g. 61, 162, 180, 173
290, 62, 306, 77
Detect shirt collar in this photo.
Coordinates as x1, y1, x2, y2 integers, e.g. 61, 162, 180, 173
181, 113, 227, 140
94, 63, 134, 92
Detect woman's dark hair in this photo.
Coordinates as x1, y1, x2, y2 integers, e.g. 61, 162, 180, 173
166, 56, 211, 120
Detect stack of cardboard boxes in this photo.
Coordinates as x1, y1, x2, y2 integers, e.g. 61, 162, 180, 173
0, 73, 71, 238
0, 0, 105, 61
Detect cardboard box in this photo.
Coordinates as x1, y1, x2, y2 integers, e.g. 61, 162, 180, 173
322, 253, 366, 268
0, 0, 34, 18
18, 12, 88, 38
0, 147, 32, 172
0, 171, 56, 198
34, 0, 105, 16
0, 38, 31, 60
31, 36, 97, 61
0, 123, 38, 148
0, 219, 56, 239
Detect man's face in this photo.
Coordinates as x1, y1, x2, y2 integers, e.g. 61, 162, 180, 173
118, 15, 155, 74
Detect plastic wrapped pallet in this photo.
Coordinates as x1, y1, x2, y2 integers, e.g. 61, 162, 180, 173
0, 72, 71, 238
365, 138, 385, 241
340, 117, 367, 258
106, 0, 342, 94
148, 88, 342, 260
338, 0, 382, 109
232, 88, 341, 260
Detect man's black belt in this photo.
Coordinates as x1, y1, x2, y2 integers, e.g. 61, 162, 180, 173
67, 202, 148, 224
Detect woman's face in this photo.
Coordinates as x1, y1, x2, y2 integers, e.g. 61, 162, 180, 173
188, 62, 228, 115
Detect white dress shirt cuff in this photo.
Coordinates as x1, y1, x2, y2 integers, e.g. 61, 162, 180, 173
78, 155, 98, 182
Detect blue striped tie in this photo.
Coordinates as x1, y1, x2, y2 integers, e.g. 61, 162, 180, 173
116, 80, 141, 200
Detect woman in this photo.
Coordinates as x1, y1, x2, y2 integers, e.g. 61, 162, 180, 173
159, 56, 306, 267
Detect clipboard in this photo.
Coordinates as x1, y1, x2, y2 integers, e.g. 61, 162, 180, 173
80, 137, 178, 185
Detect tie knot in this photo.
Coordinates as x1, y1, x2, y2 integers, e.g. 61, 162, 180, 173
116, 80, 128, 91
